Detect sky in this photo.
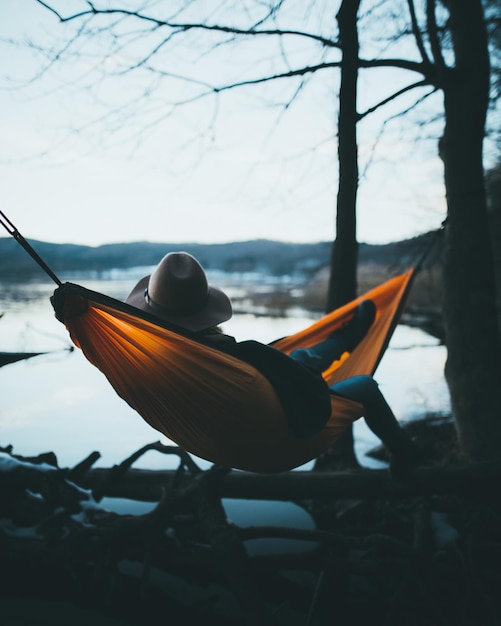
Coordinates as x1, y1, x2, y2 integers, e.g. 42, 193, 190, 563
0, 0, 449, 248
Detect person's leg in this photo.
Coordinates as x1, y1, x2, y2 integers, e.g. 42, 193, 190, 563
331, 375, 419, 478
290, 301, 376, 372
290, 334, 351, 372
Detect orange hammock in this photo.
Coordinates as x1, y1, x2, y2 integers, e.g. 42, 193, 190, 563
51, 268, 415, 473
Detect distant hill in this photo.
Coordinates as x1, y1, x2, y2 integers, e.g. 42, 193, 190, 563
0, 232, 441, 281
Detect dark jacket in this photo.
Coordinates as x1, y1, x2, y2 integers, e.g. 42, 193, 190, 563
201, 330, 332, 438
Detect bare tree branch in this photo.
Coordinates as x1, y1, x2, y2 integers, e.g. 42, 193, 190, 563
31, 1, 440, 131
358, 80, 435, 120
426, 0, 447, 73
359, 57, 430, 76
35, 0, 340, 49
407, 0, 431, 65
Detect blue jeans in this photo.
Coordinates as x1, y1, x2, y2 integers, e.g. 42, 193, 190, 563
290, 335, 348, 372
329, 375, 405, 450
290, 336, 406, 453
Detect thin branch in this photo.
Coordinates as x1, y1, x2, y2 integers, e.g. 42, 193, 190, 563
426, 0, 447, 72
407, 0, 431, 65
380, 86, 438, 127
359, 87, 438, 181
358, 80, 434, 120
359, 57, 429, 76
113, 27, 194, 75
17, 17, 93, 88
148, 61, 340, 95
35, 1, 340, 49
251, 0, 287, 29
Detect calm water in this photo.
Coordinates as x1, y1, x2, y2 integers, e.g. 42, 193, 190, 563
0, 268, 450, 473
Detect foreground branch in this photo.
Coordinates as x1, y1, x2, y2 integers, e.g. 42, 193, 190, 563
80, 459, 501, 502
2, 444, 501, 626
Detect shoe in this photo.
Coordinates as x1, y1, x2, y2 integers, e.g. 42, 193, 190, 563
331, 300, 376, 352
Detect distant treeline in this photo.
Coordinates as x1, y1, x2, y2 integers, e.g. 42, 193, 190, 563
0, 231, 441, 281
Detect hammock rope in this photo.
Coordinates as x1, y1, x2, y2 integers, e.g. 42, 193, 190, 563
0, 210, 62, 286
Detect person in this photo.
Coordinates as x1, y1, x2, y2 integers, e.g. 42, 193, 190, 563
126, 251, 419, 478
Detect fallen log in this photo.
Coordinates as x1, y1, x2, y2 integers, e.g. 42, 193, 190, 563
79, 460, 500, 503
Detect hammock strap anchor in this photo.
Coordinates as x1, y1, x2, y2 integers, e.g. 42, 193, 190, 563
0, 210, 62, 286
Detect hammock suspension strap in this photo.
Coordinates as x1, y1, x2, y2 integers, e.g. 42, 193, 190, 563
0, 210, 62, 286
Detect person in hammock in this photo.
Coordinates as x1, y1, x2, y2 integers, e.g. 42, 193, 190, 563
126, 251, 419, 478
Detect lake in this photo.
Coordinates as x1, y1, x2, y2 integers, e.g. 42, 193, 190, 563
0, 267, 450, 473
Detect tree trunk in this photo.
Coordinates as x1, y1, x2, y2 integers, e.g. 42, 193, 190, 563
486, 166, 501, 332
327, 0, 361, 313
320, 0, 362, 471
440, 0, 501, 460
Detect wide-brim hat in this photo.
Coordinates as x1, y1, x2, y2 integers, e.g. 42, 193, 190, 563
126, 251, 232, 332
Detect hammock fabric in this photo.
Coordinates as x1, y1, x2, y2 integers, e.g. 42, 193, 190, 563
52, 268, 415, 473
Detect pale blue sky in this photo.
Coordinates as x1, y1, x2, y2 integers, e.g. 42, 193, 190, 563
0, 0, 448, 247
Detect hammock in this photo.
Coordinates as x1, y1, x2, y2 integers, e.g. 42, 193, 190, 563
50, 268, 415, 473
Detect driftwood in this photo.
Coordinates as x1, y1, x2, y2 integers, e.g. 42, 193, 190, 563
1, 441, 501, 626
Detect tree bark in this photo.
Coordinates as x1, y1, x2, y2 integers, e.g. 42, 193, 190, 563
486, 165, 501, 331
320, 0, 362, 471
439, 0, 501, 460
327, 0, 361, 313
